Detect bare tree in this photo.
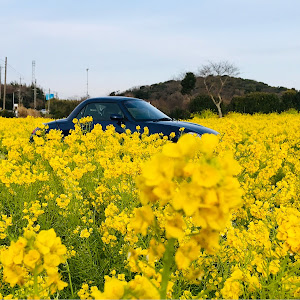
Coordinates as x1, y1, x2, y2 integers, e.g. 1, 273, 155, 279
198, 61, 239, 118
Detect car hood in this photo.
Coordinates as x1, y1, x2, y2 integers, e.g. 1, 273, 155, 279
173, 120, 218, 135
46, 119, 68, 130
144, 120, 219, 135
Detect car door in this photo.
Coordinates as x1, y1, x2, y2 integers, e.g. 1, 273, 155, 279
80, 102, 125, 133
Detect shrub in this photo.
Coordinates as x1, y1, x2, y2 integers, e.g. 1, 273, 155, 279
193, 109, 218, 119
0, 110, 15, 118
18, 106, 41, 118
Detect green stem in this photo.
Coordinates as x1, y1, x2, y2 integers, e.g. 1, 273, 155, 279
33, 268, 39, 298
160, 238, 175, 299
65, 261, 74, 298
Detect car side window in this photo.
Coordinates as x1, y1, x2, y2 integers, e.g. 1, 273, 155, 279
76, 106, 86, 119
83, 103, 123, 121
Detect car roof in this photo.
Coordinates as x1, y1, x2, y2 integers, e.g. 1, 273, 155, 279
83, 96, 143, 103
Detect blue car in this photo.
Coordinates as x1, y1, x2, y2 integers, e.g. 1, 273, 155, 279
31, 96, 218, 141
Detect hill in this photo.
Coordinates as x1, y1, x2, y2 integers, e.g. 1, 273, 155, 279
1, 76, 298, 119
113, 76, 290, 116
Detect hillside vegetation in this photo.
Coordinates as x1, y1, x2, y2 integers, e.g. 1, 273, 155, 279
1, 76, 299, 119
0, 83, 46, 111
114, 76, 299, 118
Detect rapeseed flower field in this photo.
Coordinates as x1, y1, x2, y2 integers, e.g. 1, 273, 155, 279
0, 112, 300, 299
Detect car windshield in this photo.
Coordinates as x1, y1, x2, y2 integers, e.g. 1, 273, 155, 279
123, 100, 171, 121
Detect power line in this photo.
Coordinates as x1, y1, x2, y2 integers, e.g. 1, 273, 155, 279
3, 57, 7, 110
0, 58, 25, 80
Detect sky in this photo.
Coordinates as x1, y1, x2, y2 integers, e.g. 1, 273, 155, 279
1, 0, 300, 99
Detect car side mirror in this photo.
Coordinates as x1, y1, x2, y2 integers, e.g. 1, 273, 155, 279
110, 114, 123, 121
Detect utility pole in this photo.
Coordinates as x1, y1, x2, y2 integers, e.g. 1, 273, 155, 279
3, 57, 7, 110
32, 60, 35, 83
34, 79, 37, 109
48, 88, 51, 112
18, 77, 22, 105
86, 68, 89, 98
32, 60, 37, 109
0, 65, 2, 100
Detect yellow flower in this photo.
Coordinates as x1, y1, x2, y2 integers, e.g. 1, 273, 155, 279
128, 275, 160, 299
47, 272, 68, 294
198, 133, 219, 156
80, 228, 91, 238
1, 237, 27, 267
94, 277, 126, 299
2, 264, 27, 287
43, 253, 61, 275
221, 268, 244, 299
221, 279, 242, 299
192, 164, 222, 188
175, 240, 201, 270
35, 229, 66, 258
90, 286, 102, 299
35, 229, 55, 254
130, 205, 154, 236
148, 239, 165, 263
163, 133, 200, 158
23, 249, 41, 270
269, 259, 280, 275
169, 132, 176, 138
78, 283, 91, 299
165, 213, 185, 239
172, 184, 198, 216
56, 194, 70, 209
246, 274, 261, 292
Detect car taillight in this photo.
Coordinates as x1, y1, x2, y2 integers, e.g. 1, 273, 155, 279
31, 127, 39, 135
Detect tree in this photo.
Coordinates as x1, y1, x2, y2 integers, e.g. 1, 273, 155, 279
181, 72, 196, 95
189, 94, 218, 113
230, 92, 280, 114
280, 89, 300, 111
198, 61, 239, 117
49, 99, 81, 119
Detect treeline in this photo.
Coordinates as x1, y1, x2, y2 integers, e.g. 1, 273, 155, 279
0, 82, 46, 111
177, 89, 300, 119
117, 75, 300, 119
2, 75, 299, 120
48, 83, 299, 120
48, 99, 81, 119
0, 82, 81, 119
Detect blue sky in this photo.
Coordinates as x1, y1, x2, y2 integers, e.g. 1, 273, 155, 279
1, 0, 300, 99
